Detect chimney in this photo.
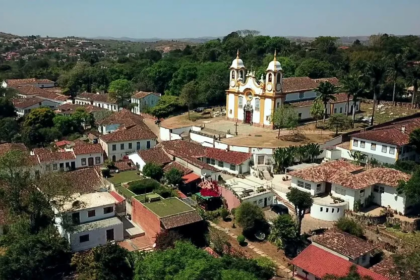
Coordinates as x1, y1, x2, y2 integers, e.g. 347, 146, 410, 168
401, 126, 406, 134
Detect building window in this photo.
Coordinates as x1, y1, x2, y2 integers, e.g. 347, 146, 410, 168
382, 145, 387, 153
257, 156, 264, 165
371, 143, 376, 151
360, 141, 365, 148
210, 159, 215, 165
334, 108, 337, 114
326, 208, 329, 213
389, 147, 395, 155
112, 144, 116, 151
360, 190, 365, 197
137, 142, 140, 150
258, 199, 263, 204
276, 102, 280, 108
304, 183, 311, 190
230, 164, 236, 171
46, 164, 51, 171
298, 113, 302, 119
332, 208, 335, 213
299, 92, 304, 99
374, 186, 379, 192
218, 161, 223, 167
79, 234, 89, 243
337, 208, 340, 213
353, 140, 358, 147
104, 206, 113, 214
147, 141, 151, 149
120, 143, 124, 150
297, 180, 304, 187
380, 186, 385, 193
206, 158, 210, 164
238, 96, 244, 108
316, 184, 321, 191
88, 210, 95, 217
81, 158, 87, 166
320, 207, 323, 212
95, 157, 101, 164
53, 163, 58, 170
129, 143, 132, 149
339, 107, 342, 113
255, 98, 260, 111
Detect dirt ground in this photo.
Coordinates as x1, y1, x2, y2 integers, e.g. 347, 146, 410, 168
360, 102, 420, 124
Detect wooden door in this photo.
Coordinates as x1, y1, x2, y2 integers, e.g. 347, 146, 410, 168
245, 111, 252, 124
88, 157, 94, 166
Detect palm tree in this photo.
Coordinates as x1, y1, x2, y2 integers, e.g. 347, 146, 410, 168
348, 151, 368, 166
273, 147, 295, 173
306, 143, 323, 163
387, 54, 406, 103
296, 145, 309, 163
341, 74, 369, 126
407, 64, 420, 106
365, 61, 387, 126
315, 81, 338, 122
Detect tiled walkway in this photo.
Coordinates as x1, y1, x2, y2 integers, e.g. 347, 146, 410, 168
208, 221, 295, 279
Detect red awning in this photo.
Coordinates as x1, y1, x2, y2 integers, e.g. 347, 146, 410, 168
182, 173, 201, 184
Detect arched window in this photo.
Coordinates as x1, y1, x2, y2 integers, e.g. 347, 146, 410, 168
231, 71, 236, 79
239, 71, 243, 79
238, 96, 243, 108
255, 98, 260, 111
277, 73, 281, 83
268, 73, 272, 82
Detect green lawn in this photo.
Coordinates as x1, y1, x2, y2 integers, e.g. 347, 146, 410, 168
144, 197, 193, 217
115, 185, 136, 199
108, 171, 141, 185
386, 228, 420, 247
134, 193, 162, 203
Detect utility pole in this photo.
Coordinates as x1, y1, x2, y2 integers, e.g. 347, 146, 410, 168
234, 121, 239, 136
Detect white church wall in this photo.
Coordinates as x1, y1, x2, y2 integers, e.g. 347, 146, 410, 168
228, 94, 235, 119
263, 99, 272, 125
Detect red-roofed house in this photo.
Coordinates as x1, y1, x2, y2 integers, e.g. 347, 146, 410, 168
74, 92, 119, 112
131, 91, 161, 115
292, 245, 388, 280
2, 78, 55, 88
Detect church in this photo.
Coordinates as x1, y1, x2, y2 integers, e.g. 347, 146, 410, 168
225, 51, 359, 127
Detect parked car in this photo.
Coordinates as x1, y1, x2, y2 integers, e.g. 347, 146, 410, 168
270, 204, 289, 215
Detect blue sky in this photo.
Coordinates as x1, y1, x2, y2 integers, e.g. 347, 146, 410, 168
1, 0, 419, 38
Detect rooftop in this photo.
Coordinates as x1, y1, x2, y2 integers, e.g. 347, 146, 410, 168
205, 147, 251, 165
371, 258, 400, 280
311, 230, 377, 259
0, 143, 28, 157
6, 78, 54, 86
282, 77, 319, 93
37, 150, 76, 162
12, 97, 43, 109
163, 161, 193, 175
132, 91, 161, 99
63, 167, 106, 194
292, 245, 388, 280
142, 197, 194, 218
72, 143, 103, 155
76, 92, 116, 104
225, 175, 274, 199
97, 109, 144, 128
74, 216, 122, 233
138, 147, 172, 167
100, 123, 157, 143
59, 191, 118, 212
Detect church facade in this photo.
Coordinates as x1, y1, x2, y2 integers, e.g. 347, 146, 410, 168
225, 52, 359, 127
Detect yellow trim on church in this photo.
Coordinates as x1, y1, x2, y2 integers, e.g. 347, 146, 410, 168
260, 98, 265, 125
234, 95, 238, 120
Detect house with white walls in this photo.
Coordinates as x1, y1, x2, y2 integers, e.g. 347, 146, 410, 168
97, 109, 146, 135
75, 92, 119, 112
288, 160, 412, 220
2, 78, 55, 89
130, 91, 161, 115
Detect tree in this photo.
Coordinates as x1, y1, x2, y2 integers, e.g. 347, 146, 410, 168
315, 81, 338, 122
295, 58, 334, 78
23, 107, 55, 128
366, 61, 387, 126
108, 79, 134, 108
0, 118, 20, 142
349, 151, 368, 166
387, 54, 406, 103
272, 105, 299, 138
286, 188, 313, 235
409, 128, 420, 153
397, 168, 420, 206
407, 63, 420, 105
149, 95, 182, 118
155, 230, 184, 250
71, 243, 134, 280
340, 74, 369, 124
306, 143, 323, 163
53, 115, 78, 136
393, 249, 420, 280
235, 202, 267, 235
335, 217, 364, 238
328, 114, 353, 136
179, 81, 199, 120
165, 168, 183, 186
142, 162, 164, 181
268, 214, 299, 250
273, 147, 296, 173
310, 99, 324, 128
0, 97, 16, 117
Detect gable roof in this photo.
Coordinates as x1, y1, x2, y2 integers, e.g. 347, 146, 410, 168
76, 92, 117, 104
205, 148, 251, 165
0, 143, 28, 157
97, 109, 144, 127
282, 77, 319, 93
311, 230, 377, 259
160, 211, 203, 229
6, 78, 54, 86
313, 77, 340, 86
289, 92, 351, 108
37, 151, 76, 163
100, 124, 157, 143
62, 167, 104, 194
132, 91, 161, 99
72, 143, 103, 155
163, 161, 193, 175
12, 97, 43, 109
138, 147, 172, 167
292, 245, 388, 280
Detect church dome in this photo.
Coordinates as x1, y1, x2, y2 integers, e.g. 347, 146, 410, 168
266, 60, 282, 72
230, 50, 245, 69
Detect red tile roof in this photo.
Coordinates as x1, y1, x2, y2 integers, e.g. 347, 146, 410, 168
132, 91, 160, 99
313, 77, 340, 86
292, 245, 388, 280
205, 148, 251, 165
0, 143, 28, 157
311, 230, 377, 259
12, 97, 43, 109
100, 124, 157, 143
6, 78, 54, 86
163, 161, 192, 175
371, 258, 401, 280
114, 160, 136, 171
37, 151, 76, 163
160, 211, 203, 229
182, 173, 201, 184
55, 140, 73, 147
138, 147, 172, 167
62, 167, 104, 194
282, 77, 319, 93
57, 103, 105, 114
72, 143, 103, 155
97, 109, 144, 128
290, 93, 351, 108
76, 92, 116, 104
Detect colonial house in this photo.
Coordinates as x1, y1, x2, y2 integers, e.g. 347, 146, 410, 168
288, 160, 412, 218
12, 97, 49, 117
225, 51, 360, 127
97, 109, 146, 135
74, 92, 119, 112
131, 91, 161, 115
51, 168, 123, 252
9, 85, 69, 110
310, 230, 377, 267
292, 245, 388, 280
2, 78, 55, 88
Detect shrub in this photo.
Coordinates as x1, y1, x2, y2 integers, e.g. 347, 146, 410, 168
101, 168, 110, 178
203, 210, 220, 221
128, 179, 160, 194
237, 234, 246, 245
155, 230, 183, 250
335, 217, 364, 238
165, 168, 183, 185
155, 186, 175, 198
220, 208, 229, 221
231, 208, 236, 217
143, 162, 164, 181
235, 202, 266, 235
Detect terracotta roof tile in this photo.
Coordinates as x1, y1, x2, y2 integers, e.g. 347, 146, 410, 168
6, 78, 54, 86
62, 167, 104, 194
72, 143, 103, 155
0, 143, 28, 157
292, 245, 388, 280
76, 92, 116, 104
132, 91, 161, 99
205, 148, 251, 165
37, 151, 76, 163
371, 258, 400, 280
12, 97, 43, 109
163, 162, 193, 175
282, 77, 318, 93
100, 124, 156, 143
289, 93, 351, 108
160, 211, 203, 229
97, 109, 144, 127
311, 230, 377, 259
114, 160, 136, 171
313, 77, 340, 86
138, 147, 172, 167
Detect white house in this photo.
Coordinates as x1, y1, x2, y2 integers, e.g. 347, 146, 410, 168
289, 160, 412, 220
2, 78, 55, 89
75, 92, 119, 112
97, 109, 147, 135
53, 192, 124, 252
12, 97, 46, 117
131, 91, 161, 115
72, 143, 104, 167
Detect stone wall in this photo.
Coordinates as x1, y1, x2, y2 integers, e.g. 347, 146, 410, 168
385, 216, 420, 232
345, 211, 387, 226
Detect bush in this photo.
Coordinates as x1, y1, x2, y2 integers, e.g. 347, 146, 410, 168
155, 230, 183, 250
128, 179, 160, 194
155, 186, 176, 198
235, 202, 267, 235
203, 210, 221, 221
231, 208, 236, 217
237, 234, 246, 245
220, 208, 229, 221
165, 168, 183, 185
143, 162, 164, 181
101, 168, 110, 178
336, 217, 364, 238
